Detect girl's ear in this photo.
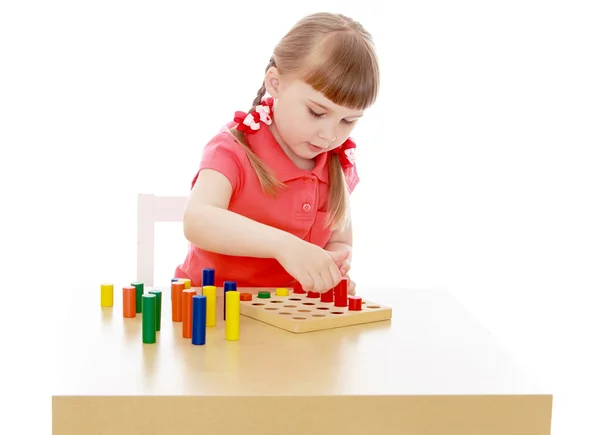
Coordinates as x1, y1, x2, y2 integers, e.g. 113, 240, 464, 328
264, 66, 281, 97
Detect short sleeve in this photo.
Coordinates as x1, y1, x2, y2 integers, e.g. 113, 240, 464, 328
344, 163, 360, 194
191, 129, 247, 196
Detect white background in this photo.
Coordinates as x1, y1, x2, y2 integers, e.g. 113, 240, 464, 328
1, 1, 599, 433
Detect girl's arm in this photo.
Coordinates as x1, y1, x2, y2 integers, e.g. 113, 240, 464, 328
324, 215, 353, 261
184, 167, 349, 292
324, 216, 353, 274
182, 168, 294, 258
324, 218, 356, 293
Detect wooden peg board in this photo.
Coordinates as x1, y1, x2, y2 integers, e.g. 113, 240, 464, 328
239, 289, 392, 333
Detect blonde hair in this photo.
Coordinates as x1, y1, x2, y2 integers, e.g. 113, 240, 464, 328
230, 12, 379, 230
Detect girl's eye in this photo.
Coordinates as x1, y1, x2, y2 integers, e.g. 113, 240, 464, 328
308, 108, 324, 118
309, 107, 357, 125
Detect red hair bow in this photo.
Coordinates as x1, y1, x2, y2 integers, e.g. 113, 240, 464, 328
331, 138, 357, 169
233, 98, 273, 133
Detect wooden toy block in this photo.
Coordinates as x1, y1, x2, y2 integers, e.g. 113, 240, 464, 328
239, 288, 392, 333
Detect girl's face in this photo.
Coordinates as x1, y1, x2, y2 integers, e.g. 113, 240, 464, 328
265, 70, 364, 169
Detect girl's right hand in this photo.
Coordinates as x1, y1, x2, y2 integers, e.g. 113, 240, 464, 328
275, 238, 349, 293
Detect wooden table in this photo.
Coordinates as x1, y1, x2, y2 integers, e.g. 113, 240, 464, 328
52, 286, 552, 434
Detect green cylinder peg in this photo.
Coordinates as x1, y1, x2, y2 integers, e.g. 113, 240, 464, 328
142, 294, 156, 343
149, 289, 162, 331
132, 281, 144, 313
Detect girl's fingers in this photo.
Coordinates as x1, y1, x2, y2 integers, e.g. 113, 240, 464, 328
348, 278, 356, 295
339, 260, 351, 276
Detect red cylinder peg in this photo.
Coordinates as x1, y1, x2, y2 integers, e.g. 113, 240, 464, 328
334, 278, 348, 307
292, 282, 306, 294
348, 296, 362, 311
320, 288, 334, 303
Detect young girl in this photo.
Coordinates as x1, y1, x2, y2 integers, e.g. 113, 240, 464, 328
174, 12, 379, 295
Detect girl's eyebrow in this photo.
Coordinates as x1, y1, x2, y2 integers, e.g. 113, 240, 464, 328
307, 99, 363, 117
308, 98, 330, 110
307, 99, 329, 110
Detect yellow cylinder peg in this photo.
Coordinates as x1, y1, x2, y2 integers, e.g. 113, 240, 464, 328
225, 291, 240, 341
178, 278, 191, 289
203, 285, 217, 327
100, 283, 113, 307
275, 287, 289, 297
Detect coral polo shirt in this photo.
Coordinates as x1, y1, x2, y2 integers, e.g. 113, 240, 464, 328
174, 120, 359, 288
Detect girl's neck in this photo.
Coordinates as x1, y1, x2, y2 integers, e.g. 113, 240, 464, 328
268, 124, 315, 170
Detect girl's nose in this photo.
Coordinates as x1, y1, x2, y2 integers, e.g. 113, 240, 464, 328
318, 130, 337, 143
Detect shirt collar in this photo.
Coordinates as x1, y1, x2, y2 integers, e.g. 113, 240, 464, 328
245, 122, 329, 183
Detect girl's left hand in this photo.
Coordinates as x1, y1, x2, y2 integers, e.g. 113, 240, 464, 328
326, 250, 356, 295
337, 260, 356, 295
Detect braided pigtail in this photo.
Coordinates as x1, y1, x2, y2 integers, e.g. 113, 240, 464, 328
325, 153, 350, 230
250, 57, 273, 107
229, 57, 284, 196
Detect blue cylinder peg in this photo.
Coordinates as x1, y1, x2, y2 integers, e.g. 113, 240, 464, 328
224, 281, 237, 320
202, 268, 215, 286
192, 295, 206, 345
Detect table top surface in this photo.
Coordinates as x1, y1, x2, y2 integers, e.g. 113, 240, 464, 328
52, 285, 550, 396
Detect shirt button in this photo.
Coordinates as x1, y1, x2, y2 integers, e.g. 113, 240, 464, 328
302, 203, 312, 211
